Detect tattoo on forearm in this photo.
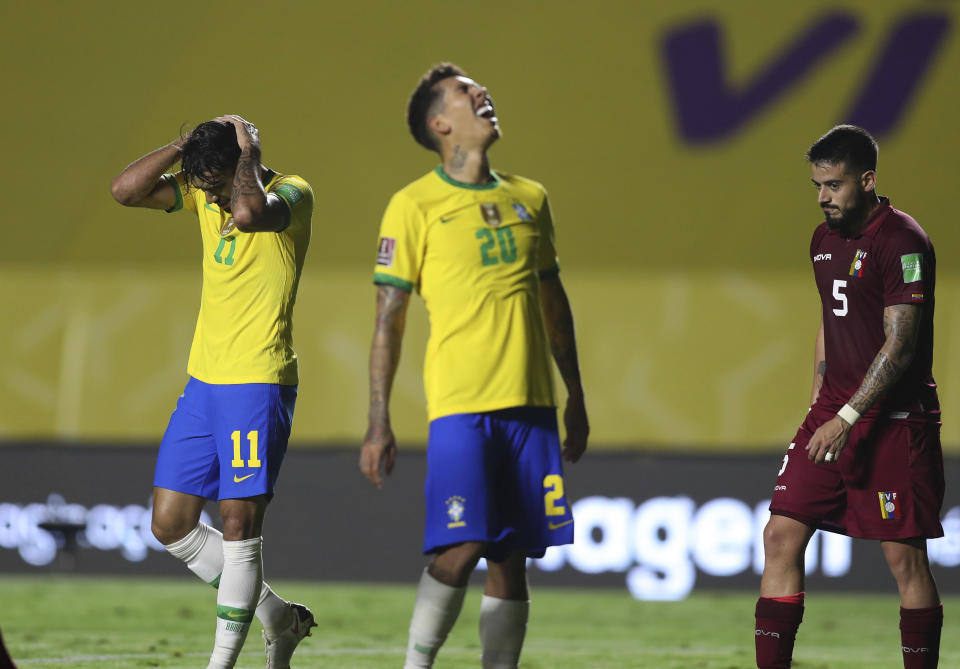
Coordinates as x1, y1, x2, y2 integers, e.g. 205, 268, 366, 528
848, 304, 920, 413
230, 146, 262, 211
541, 281, 583, 394
369, 286, 409, 425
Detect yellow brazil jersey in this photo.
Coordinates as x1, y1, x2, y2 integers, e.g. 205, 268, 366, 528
163, 169, 312, 385
373, 166, 558, 420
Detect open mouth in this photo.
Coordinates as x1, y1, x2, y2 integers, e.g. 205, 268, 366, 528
476, 103, 497, 119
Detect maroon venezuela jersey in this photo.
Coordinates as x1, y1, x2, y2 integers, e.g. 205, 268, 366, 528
810, 197, 938, 420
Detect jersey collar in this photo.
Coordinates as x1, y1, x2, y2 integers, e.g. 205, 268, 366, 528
434, 165, 500, 190
856, 196, 892, 239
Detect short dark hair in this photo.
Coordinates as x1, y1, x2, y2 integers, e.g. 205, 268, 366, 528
806, 124, 878, 174
407, 63, 466, 151
181, 120, 242, 189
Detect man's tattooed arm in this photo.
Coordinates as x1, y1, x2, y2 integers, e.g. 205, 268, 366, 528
359, 284, 410, 486
540, 275, 589, 462
810, 320, 826, 406
847, 303, 922, 413
367, 285, 410, 433
217, 114, 289, 233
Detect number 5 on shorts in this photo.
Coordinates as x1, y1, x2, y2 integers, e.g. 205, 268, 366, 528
230, 430, 262, 468
543, 474, 566, 516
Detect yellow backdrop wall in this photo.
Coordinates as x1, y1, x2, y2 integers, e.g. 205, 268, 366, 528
1, 1, 956, 449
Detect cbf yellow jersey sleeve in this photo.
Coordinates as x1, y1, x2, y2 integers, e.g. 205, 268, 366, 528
164, 170, 312, 385
373, 167, 558, 420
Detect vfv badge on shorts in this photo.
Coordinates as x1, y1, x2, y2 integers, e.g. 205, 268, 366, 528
878, 491, 900, 520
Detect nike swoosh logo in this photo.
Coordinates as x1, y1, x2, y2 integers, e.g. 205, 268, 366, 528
548, 519, 574, 530
226, 611, 247, 619
439, 215, 459, 223
233, 474, 255, 483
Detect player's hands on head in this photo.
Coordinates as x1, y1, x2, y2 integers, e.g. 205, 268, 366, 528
806, 415, 851, 464
360, 426, 397, 488
562, 394, 589, 463
215, 114, 260, 151
172, 128, 192, 152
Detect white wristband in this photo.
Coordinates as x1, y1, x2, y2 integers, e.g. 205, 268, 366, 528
837, 403, 861, 426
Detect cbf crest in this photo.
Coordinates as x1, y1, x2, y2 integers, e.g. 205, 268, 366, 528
479, 203, 502, 227
512, 202, 533, 221
445, 496, 466, 528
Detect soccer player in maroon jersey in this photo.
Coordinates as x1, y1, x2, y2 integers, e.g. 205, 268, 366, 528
755, 125, 944, 668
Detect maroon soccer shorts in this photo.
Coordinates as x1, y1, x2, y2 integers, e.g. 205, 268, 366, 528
769, 406, 944, 540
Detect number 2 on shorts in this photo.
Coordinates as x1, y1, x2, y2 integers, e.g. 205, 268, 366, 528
543, 474, 566, 516
230, 430, 262, 468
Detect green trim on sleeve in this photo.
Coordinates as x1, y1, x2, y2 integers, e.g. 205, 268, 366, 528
538, 267, 561, 280
162, 174, 183, 213
434, 165, 500, 190
271, 183, 299, 232
274, 182, 305, 207
373, 273, 414, 292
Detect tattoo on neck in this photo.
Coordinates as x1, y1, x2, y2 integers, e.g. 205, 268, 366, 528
450, 145, 466, 170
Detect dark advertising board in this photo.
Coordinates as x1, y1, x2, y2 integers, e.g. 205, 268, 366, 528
1, 445, 957, 600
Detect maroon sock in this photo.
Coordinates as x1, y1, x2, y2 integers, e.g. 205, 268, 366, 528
900, 604, 942, 668
755, 596, 804, 668
0, 628, 16, 669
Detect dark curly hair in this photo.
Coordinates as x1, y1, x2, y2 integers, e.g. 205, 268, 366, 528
407, 63, 465, 151
806, 124, 878, 174
180, 120, 242, 189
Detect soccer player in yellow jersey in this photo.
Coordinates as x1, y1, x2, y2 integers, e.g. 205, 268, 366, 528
111, 116, 315, 669
360, 64, 589, 669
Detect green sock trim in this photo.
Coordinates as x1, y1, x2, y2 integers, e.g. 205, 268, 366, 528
414, 643, 436, 656
216, 605, 254, 623
209, 574, 221, 589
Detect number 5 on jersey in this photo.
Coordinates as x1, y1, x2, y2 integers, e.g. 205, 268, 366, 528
832, 279, 848, 317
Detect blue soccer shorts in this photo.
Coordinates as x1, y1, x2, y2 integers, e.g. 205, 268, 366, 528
153, 377, 297, 501
423, 406, 574, 562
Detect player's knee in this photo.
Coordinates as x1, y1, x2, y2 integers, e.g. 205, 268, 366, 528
884, 546, 932, 586
429, 542, 485, 586
151, 513, 191, 546
762, 518, 807, 563
485, 554, 528, 600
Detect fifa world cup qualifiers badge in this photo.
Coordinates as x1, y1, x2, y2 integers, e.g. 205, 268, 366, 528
445, 496, 466, 528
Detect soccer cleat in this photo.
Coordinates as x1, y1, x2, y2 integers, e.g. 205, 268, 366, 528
263, 602, 317, 668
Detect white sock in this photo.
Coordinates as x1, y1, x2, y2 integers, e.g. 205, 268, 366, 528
258, 582, 294, 638
164, 524, 291, 635
164, 522, 224, 586
404, 569, 467, 669
479, 595, 529, 669
207, 537, 263, 669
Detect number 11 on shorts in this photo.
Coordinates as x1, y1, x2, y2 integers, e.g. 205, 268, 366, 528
230, 430, 262, 468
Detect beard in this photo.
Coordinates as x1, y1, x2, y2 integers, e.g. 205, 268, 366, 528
823, 192, 869, 231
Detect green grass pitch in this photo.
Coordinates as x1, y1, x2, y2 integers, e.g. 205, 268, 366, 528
2, 575, 957, 668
